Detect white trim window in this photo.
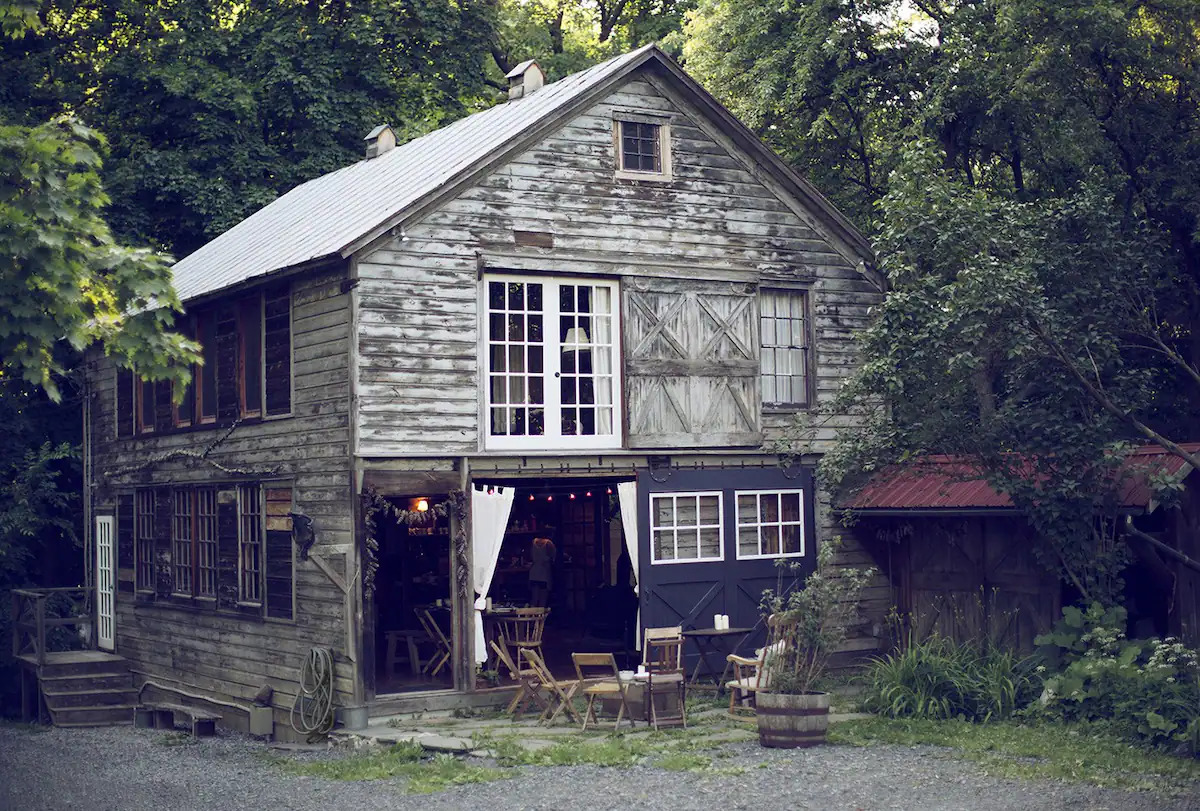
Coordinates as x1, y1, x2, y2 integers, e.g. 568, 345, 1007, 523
484, 275, 621, 450
615, 115, 672, 182
735, 489, 805, 559
650, 492, 723, 564
761, 289, 810, 407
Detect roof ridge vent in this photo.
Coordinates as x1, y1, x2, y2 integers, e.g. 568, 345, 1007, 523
506, 59, 545, 101
364, 124, 396, 159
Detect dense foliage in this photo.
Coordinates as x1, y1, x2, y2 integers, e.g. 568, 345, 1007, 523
863, 603, 1200, 756
686, 0, 1200, 598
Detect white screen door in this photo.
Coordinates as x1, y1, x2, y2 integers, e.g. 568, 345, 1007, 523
96, 515, 115, 651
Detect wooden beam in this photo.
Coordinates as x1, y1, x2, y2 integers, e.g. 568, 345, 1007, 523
1124, 517, 1200, 575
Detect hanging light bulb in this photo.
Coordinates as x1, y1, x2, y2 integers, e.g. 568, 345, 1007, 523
585, 491, 593, 498
416, 498, 430, 512
569, 492, 576, 500
529, 494, 535, 502
546, 494, 553, 502
606, 487, 613, 495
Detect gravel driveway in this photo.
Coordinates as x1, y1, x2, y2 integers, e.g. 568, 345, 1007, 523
0, 724, 1195, 811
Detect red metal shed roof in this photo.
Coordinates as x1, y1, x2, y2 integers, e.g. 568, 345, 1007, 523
844, 443, 1200, 512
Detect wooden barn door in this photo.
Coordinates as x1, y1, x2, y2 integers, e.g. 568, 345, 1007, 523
637, 468, 816, 659
624, 278, 762, 449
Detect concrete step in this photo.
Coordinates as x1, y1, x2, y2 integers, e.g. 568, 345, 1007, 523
54, 718, 134, 729
43, 688, 139, 709
39, 673, 132, 692
50, 705, 136, 726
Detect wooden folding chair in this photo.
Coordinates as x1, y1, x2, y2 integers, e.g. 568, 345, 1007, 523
521, 648, 581, 725
506, 647, 554, 719
417, 608, 451, 678
572, 653, 633, 731
645, 636, 686, 730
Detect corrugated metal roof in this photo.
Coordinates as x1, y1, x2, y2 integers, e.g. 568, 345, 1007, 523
845, 444, 1200, 512
170, 45, 658, 303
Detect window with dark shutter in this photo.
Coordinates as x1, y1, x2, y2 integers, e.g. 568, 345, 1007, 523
117, 493, 134, 591
264, 486, 294, 620
137, 379, 155, 434
174, 319, 194, 427
198, 310, 218, 423
238, 298, 262, 418
264, 286, 292, 417
134, 489, 156, 592
116, 369, 134, 438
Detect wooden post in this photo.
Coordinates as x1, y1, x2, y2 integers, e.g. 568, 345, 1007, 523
34, 594, 46, 666
452, 459, 474, 693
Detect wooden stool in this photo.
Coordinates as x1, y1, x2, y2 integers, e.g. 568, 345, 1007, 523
385, 630, 425, 677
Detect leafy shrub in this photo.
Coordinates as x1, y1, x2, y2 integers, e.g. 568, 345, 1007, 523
863, 634, 1038, 722
1032, 602, 1200, 755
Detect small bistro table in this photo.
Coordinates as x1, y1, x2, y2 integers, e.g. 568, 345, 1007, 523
681, 626, 753, 694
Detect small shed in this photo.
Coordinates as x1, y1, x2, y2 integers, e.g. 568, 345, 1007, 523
843, 444, 1200, 650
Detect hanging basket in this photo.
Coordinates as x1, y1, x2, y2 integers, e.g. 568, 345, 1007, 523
756, 691, 830, 748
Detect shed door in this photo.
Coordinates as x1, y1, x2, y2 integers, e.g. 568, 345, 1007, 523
95, 515, 116, 651
637, 467, 816, 655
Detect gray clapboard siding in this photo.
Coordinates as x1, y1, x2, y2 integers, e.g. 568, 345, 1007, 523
88, 265, 359, 712
355, 68, 874, 458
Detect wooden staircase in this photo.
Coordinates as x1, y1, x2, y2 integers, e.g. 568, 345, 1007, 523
21, 651, 138, 727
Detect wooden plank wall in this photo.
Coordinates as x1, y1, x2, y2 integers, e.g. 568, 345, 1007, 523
354, 69, 889, 660
86, 265, 357, 725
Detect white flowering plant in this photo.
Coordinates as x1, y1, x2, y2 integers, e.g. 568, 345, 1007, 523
1032, 602, 1200, 754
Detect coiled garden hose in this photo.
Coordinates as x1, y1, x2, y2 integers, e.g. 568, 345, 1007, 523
291, 647, 335, 741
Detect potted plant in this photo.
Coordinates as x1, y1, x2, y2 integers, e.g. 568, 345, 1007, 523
756, 539, 874, 748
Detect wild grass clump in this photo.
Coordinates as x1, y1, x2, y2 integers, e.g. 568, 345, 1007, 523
862, 634, 1037, 722
271, 741, 509, 793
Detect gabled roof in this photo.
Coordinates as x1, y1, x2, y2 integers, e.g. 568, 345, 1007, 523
170, 44, 875, 304
843, 444, 1200, 514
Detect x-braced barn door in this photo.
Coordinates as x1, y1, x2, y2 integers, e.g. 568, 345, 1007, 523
96, 515, 115, 651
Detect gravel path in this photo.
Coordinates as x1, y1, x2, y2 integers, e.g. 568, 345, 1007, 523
0, 724, 1195, 811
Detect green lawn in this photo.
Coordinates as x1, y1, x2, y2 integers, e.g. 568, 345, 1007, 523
830, 716, 1200, 795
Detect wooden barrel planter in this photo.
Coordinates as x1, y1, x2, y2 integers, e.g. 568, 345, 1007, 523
756, 691, 830, 748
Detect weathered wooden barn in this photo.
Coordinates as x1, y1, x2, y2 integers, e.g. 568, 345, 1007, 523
844, 445, 1200, 651
67, 44, 889, 734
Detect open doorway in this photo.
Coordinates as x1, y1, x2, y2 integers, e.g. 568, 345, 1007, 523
479, 478, 638, 680
371, 496, 454, 695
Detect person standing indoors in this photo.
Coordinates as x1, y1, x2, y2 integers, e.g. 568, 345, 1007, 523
529, 528, 557, 608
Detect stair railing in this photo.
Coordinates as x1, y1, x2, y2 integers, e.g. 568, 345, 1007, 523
10, 587, 91, 667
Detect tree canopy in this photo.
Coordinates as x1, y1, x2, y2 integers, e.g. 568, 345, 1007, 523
687, 0, 1200, 598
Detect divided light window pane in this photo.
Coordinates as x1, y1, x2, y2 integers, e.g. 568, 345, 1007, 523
760, 290, 808, 406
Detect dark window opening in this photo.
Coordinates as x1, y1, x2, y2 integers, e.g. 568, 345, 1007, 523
198, 310, 218, 423
620, 121, 661, 173
238, 298, 263, 417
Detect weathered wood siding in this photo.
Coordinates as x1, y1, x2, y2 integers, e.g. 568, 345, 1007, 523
354, 67, 889, 659
354, 67, 880, 457
85, 266, 357, 725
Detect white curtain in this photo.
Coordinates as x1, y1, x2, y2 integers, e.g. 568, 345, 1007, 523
617, 480, 641, 650
471, 485, 515, 664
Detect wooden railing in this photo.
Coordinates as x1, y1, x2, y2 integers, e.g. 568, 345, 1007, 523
10, 587, 91, 667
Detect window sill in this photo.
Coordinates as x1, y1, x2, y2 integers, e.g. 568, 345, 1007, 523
614, 169, 672, 183
763, 403, 811, 414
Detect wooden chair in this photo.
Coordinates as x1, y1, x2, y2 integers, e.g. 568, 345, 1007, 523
416, 608, 451, 678
509, 647, 580, 724
496, 607, 549, 674
645, 635, 686, 729
572, 652, 633, 731
642, 625, 683, 661
384, 629, 427, 678
726, 614, 795, 716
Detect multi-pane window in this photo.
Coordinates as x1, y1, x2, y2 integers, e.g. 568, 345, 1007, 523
237, 484, 263, 604
735, 490, 805, 559
134, 489, 156, 591
172, 489, 194, 595
485, 275, 620, 449
650, 492, 723, 564
760, 290, 809, 407
619, 121, 662, 173
171, 487, 218, 598
196, 488, 218, 598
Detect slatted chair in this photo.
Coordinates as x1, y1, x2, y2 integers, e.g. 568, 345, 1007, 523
416, 608, 452, 679
726, 613, 796, 716
644, 635, 687, 729
572, 652, 634, 731
508, 647, 581, 724
642, 625, 683, 661
496, 607, 549, 675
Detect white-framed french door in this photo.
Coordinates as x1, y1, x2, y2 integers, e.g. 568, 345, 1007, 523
95, 515, 116, 651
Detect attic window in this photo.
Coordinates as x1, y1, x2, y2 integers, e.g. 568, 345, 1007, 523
615, 114, 671, 181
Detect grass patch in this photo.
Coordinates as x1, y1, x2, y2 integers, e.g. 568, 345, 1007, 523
158, 731, 198, 747
271, 741, 509, 794
830, 716, 1200, 795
